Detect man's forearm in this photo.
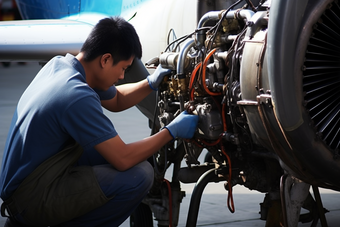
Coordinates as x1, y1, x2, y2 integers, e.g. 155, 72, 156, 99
103, 79, 152, 112
95, 128, 173, 171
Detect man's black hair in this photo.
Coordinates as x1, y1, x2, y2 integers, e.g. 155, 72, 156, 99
81, 16, 142, 64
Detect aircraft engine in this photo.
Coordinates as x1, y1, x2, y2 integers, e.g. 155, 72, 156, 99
154, 0, 340, 192
141, 0, 340, 226
153, 0, 282, 200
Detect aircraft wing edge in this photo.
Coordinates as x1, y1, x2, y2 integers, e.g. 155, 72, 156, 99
0, 19, 93, 62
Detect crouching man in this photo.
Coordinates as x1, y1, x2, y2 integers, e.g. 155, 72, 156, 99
0, 16, 198, 227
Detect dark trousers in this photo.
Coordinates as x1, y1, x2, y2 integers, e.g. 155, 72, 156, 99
60, 146, 155, 227
3, 145, 154, 227
59, 162, 154, 227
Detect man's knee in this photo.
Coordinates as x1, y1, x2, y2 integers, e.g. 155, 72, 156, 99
134, 161, 154, 191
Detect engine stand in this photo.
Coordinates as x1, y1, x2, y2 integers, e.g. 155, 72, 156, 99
311, 185, 328, 227
185, 168, 224, 227
280, 174, 310, 227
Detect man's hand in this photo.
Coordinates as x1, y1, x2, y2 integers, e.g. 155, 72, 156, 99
164, 111, 199, 139
146, 65, 171, 91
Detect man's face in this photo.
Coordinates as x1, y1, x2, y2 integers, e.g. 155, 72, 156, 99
100, 55, 134, 90
110, 57, 134, 85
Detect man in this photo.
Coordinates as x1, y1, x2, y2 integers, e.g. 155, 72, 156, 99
0, 17, 198, 227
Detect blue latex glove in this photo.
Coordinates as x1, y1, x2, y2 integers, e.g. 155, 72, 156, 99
146, 65, 171, 91
164, 111, 199, 139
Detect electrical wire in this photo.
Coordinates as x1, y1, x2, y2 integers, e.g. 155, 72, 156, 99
163, 179, 173, 227
201, 48, 222, 96
189, 62, 202, 100
206, 0, 244, 51
166, 28, 179, 52
164, 27, 211, 52
245, 0, 257, 12
220, 95, 234, 213
222, 103, 228, 132
220, 142, 235, 213
150, 90, 169, 175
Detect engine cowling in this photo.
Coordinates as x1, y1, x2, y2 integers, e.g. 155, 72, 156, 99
263, 0, 340, 190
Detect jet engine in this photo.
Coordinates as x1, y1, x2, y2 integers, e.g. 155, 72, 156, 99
137, 0, 340, 226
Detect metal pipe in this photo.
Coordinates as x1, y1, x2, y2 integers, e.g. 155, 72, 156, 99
176, 38, 195, 78
196, 10, 255, 46
178, 164, 215, 183
196, 11, 219, 47
186, 168, 224, 227
245, 11, 268, 39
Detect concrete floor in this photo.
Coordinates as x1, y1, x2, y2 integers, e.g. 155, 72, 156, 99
1, 62, 340, 227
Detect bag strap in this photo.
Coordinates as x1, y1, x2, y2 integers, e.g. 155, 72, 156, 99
1, 198, 17, 218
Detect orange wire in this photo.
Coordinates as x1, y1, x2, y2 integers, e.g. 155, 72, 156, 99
222, 103, 227, 131
220, 142, 235, 213
189, 62, 202, 100
200, 137, 221, 146
202, 49, 222, 96
184, 138, 204, 148
220, 101, 233, 212
163, 179, 173, 227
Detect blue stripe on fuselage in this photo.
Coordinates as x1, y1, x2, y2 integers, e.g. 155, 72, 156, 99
15, 0, 149, 20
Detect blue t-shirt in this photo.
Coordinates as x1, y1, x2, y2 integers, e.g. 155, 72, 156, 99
0, 54, 118, 200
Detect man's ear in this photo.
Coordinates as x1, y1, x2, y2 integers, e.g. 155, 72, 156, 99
100, 53, 112, 68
